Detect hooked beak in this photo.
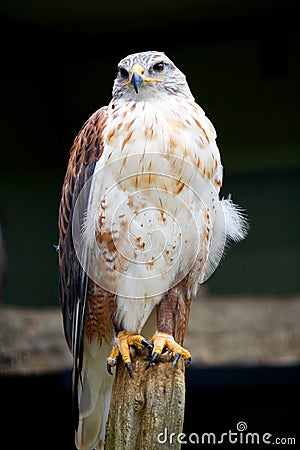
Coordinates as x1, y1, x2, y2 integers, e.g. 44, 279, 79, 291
129, 63, 145, 94
131, 70, 144, 94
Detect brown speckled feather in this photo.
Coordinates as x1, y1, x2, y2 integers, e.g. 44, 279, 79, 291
58, 106, 108, 426
84, 279, 116, 343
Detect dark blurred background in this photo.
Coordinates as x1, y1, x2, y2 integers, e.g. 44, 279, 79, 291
0, 0, 299, 305
0, 1, 299, 448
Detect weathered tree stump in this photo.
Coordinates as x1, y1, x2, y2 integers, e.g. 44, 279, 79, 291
106, 346, 186, 450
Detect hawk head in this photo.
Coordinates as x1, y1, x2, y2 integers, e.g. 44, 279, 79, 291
112, 50, 193, 101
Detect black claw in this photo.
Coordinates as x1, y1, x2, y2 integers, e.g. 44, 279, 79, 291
114, 326, 123, 333
172, 353, 181, 368
125, 362, 133, 377
107, 363, 113, 375
141, 338, 153, 354
146, 351, 159, 370
185, 357, 191, 368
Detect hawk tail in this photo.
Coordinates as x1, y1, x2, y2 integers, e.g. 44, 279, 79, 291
75, 337, 114, 450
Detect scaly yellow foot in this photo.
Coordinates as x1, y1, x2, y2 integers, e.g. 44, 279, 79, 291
147, 331, 191, 369
106, 330, 153, 376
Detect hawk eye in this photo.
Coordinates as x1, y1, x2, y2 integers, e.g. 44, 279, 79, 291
153, 62, 164, 72
118, 67, 129, 79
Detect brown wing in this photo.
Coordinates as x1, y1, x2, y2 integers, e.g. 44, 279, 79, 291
58, 106, 108, 423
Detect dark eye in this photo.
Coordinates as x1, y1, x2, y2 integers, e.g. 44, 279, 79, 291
153, 62, 165, 72
118, 67, 129, 78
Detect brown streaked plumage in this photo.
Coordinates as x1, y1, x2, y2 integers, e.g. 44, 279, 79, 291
58, 50, 248, 450
59, 107, 108, 347
84, 280, 116, 343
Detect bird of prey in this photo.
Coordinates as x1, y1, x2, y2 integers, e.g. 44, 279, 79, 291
58, 50, 248, 450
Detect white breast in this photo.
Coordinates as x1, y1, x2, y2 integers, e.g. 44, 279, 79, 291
78, 96, 225, 331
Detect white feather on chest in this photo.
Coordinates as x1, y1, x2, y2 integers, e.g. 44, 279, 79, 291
77, 96, 244, 331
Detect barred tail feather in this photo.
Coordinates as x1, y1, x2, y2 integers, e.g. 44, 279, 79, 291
76, 337, 114, 450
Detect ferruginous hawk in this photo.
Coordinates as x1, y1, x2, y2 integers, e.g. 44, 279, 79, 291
58, 50, 248, 450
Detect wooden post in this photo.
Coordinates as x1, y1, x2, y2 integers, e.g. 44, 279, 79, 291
105, 346, 186, 450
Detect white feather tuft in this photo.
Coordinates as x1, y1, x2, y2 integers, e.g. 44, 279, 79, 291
200, 195, 249, 284
221, 195, 249, 243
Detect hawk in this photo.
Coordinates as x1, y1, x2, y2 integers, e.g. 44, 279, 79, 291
58, 50, 248, 450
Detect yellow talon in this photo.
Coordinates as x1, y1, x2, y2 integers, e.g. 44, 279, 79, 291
149, 331, 191, 367
107, 342, 119, 364
106, 330, 153, 375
